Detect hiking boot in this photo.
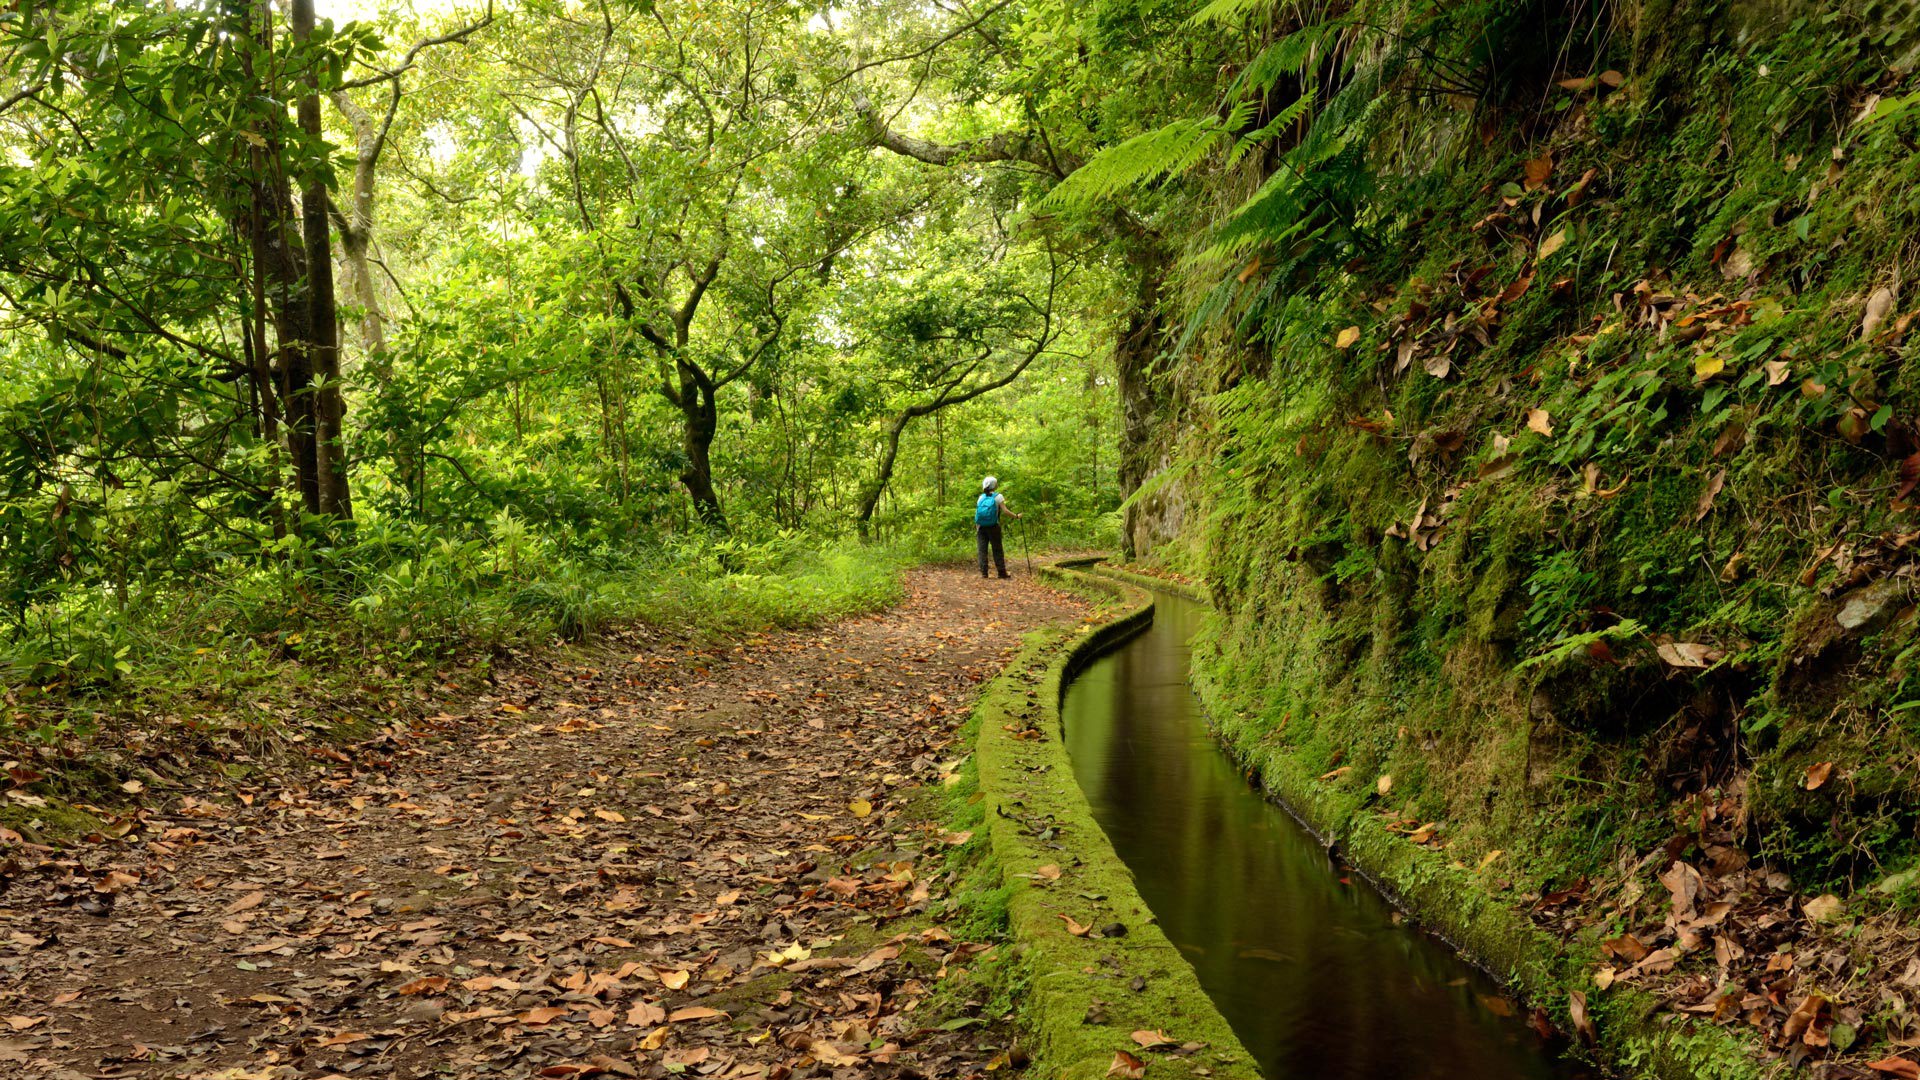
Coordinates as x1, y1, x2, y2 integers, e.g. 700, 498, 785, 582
998, 573, 1012, 579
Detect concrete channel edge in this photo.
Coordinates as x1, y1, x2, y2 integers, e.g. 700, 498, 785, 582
971, 558, 1262, 1080
1084, 562, 1763, 1080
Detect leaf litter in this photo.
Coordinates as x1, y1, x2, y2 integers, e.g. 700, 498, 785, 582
0, 566, 1088, 1080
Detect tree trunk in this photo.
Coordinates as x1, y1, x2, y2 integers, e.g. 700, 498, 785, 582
292, 0, 350, 520
855, 414, 911, 538
677, 361, 727, 530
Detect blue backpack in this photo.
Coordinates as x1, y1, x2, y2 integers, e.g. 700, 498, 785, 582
974, 492, 1001, 526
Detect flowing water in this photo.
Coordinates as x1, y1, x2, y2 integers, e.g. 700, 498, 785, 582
1060, 588, 1590, 1080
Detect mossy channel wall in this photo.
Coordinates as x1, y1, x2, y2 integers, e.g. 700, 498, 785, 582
972, 560, 1258, 1080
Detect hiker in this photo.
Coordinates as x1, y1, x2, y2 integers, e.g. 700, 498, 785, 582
974, 476, 1021, 579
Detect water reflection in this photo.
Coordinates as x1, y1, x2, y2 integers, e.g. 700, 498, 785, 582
1060, 591, 1586, 1080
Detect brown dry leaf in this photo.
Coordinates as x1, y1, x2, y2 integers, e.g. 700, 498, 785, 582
658, 969, 691, 990
1869, 1058, 1920, 1080
1601, 934, 1649, 963
1396, 338, 1418, 374
395, 976, 449, 996
1656, 642, 1719, 669
663, 1048, 710, 1067
1569, 990, 1597, 1044
1423, 350, 1452, 379
1804, 894, 1845, 923
637, 1026, 670, 1051
518, 1006, 571, 1026
667, 1006, 727, 1023
1526, 408, 1553, 436
1058, 914, 1093, 937
1783, 993, 1827, 1041
1319, 765, 1351, 781
1538, 230, 1567, 258
1863, 286, 1898, 340
1108, 1050, 1148, 1079
1804, 761, 1834, 790
1659, 860, 1703, 922
626, 1001, 666, 1027
1335, 326, 1362, 350
1035, 864, 1062, 881
1131, 1029, 1173, 1049
315, 1031, 370, 1048
226, 890, 267, 915
1766, 359, 1791, 386
1693, 469, 1726, 523
593, 809, 626, 823
1523, 153, 1554, 191
1376, 773, 1393, 797
4, 1016, 47, 1032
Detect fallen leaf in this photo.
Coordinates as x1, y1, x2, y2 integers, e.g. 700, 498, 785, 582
395, 976, 449, 996
1335, 326, 1361, 350
1108, 1050, 1147, 1078
1539, 230, 1567, 258
1423, 350, 1452, 379
1804, 761, 1834, 790
626, 1001, 665, 1026
1803, 894, 1845, 923
1524, 153, 1554, 191
1059, 914, 1092, 937
1569, 990, 1596, 1044
1693, 469, 1726, 522
1656, 642, 1719, 668
1526, 408, 1553, 436
315, 1031, 370, 1048
1693, 354, 1724, 382
4, 1017, 46, 1032
1863, 285, 1897, 340
1766, 359, 1791, 386
667, 1006, 727, 1023
1131, 1029, 1173, 1049
1376, 774, 1393, 796
1869, 1058, 1920, 1080
518, 1006, 571, 1025
848, 798, 872, 818
658, 969, 690, 990
1035, 864, 1061, 881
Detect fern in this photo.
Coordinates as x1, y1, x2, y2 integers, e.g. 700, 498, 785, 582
1225, 90, 1315, 167
1228, 21, 1344, 99
1185, 0, 1282, 28
1040, 104, 1254, 209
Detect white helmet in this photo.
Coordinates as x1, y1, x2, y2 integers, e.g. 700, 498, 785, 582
982, 476, 998, 492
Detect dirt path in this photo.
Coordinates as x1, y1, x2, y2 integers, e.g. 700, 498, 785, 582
1, 566, 1088, 1080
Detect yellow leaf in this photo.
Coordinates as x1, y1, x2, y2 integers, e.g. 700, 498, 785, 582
1539, 230, 1568, 258
848, 798, 872, 818
1478, 849, 1503, 870
1335, 326, 1361, 349
1693, 355, 1725, 382
658, 969, 690, 990
1376, 773, 1393, 796
1526, 408, 1553, 436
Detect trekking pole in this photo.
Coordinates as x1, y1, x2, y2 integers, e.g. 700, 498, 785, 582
1020, 516, 1034, 573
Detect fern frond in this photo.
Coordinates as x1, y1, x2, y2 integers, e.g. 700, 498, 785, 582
1225, 89, 1314, 167
1227, 21, 1343, 98
1039, 117, 1231, 209
1186, 0, 1279, 29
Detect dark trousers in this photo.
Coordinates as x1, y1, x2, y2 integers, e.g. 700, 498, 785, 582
976, 524, 1006, 577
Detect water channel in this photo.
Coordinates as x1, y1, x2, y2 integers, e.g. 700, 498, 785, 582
1059, 586, 1591, 1080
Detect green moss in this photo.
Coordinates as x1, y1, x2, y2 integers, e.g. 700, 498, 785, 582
970, 564, 1259, 1080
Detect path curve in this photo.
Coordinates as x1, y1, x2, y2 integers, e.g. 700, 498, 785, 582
1, 566, 1088, 1080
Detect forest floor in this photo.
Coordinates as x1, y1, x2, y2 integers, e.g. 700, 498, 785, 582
0, 564, 1089, 1080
